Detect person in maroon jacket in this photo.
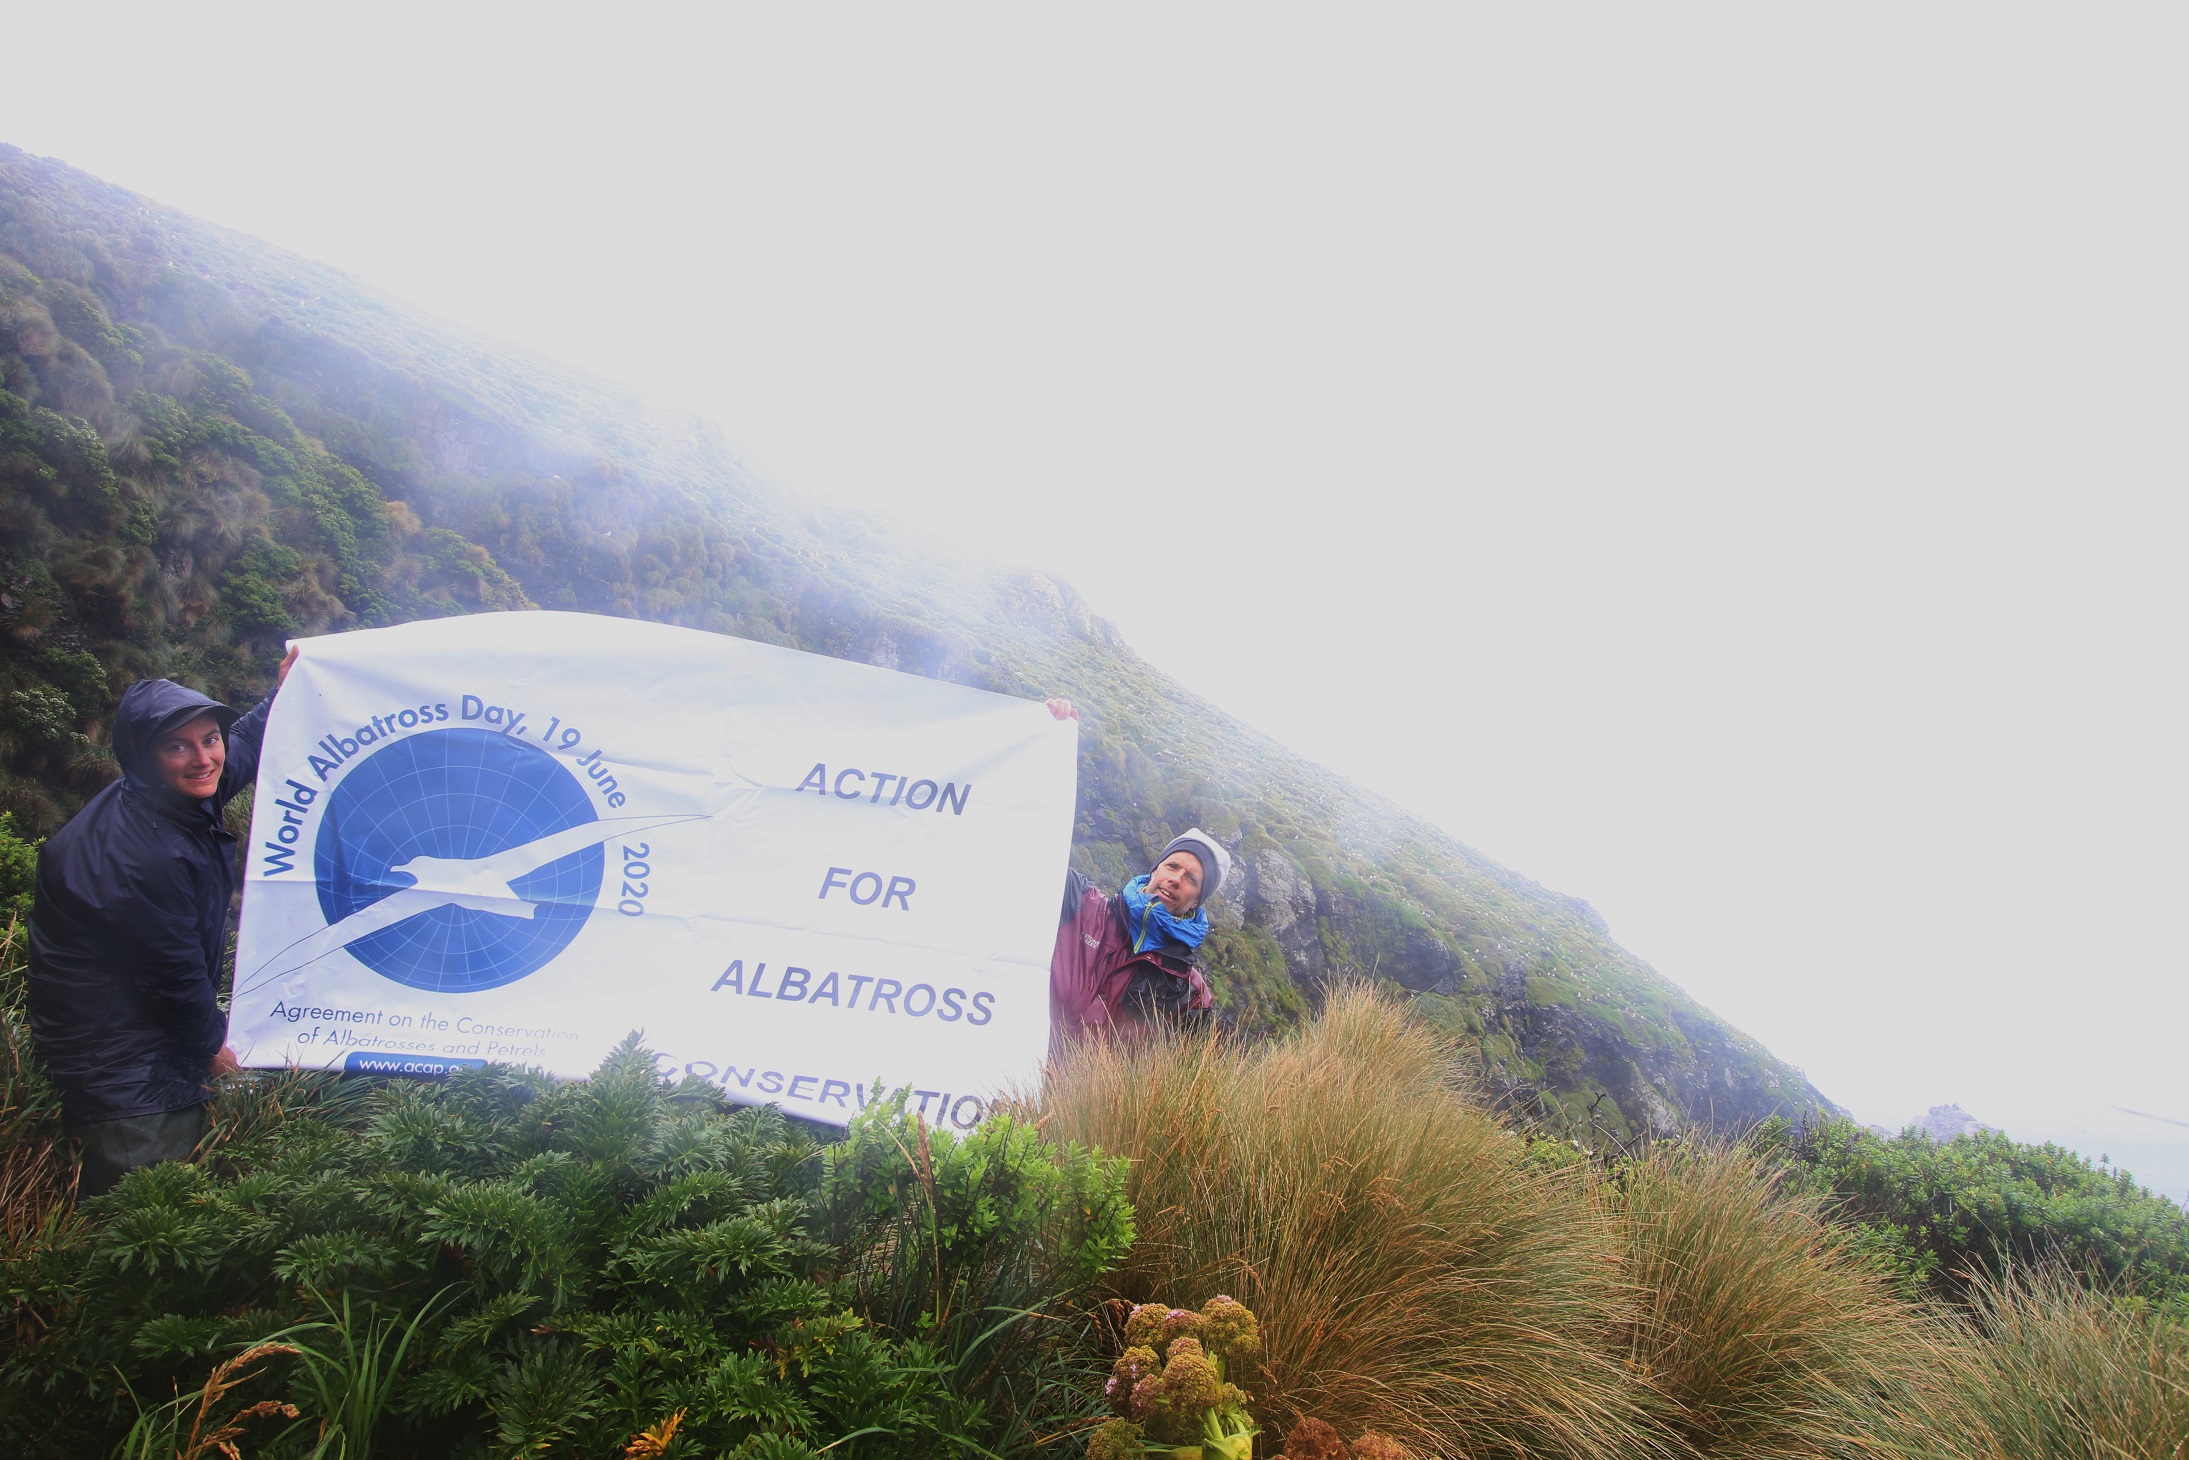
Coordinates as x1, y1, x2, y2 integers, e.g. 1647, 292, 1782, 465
1044, 700, 1233, 1047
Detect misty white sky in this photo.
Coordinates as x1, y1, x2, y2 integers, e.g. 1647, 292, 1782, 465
7, 7, 2185, 1197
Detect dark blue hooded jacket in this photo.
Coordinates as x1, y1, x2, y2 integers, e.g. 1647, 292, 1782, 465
27, 679, 271, 1123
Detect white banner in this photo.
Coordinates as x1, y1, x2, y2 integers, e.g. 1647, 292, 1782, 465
230, 610, 1077, 1128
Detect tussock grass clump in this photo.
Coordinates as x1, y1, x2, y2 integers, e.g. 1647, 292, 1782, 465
1943, 1267, 2189, 1460
1040, 988, 1643, 1460
0, 914, 79, 1284
1612, 1144, 1968, 1458
0, 1026, 74, 1252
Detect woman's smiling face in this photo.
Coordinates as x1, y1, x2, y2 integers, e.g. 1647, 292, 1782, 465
155, 714, 225, 800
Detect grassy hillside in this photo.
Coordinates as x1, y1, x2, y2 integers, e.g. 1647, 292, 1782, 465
0, 142, 1829, 1137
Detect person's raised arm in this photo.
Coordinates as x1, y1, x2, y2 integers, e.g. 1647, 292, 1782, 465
221, 643, 297, 794
1061, 866, 1094, 926
1047, 701, 1085, 918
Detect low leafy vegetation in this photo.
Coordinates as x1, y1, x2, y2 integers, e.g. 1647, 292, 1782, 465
5, 913, 2186, 1457
1752, 1115, 2189, 1315
0, 959, 1126, 1458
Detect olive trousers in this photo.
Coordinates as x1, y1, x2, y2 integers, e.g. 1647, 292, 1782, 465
67, 1104, 207, 1196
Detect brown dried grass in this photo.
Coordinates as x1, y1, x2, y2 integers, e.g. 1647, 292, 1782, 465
0, 913, 79, 1282
1610, 1144, 1972, 1458
1040, 987, 1645, 1460
1940, 1267, 2189, 1460
117, 1341, 302, 1460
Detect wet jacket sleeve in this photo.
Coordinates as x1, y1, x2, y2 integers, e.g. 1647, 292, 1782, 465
1050, 872, 1116, 1038
121, 859, 229, 1065
222, 694, 273, 797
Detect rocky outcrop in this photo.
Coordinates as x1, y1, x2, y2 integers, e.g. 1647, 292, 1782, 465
1913, 1104, 1995, 1141
1243, 850, 1324, 983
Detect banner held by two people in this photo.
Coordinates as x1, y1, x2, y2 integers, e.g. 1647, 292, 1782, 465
231, 610, 1077, 1128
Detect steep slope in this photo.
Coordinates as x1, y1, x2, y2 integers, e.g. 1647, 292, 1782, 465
0, 144, 1833, 1137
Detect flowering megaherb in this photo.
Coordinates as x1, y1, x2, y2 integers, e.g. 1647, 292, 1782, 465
1274, 1416, 1416, 1460
1092, 1296, 1261, 1460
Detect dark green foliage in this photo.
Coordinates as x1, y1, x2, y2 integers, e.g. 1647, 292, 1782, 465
1197, 925, 1304, 1031
261, 1289, 454, 1458
0, 814, 34, 927
0, 825, 1123, 1455
0, 218, 533, 838
818, 1089, 1133, 1449
1750, 1117, 2189, 1315
220, 534, 307, 638
1, 1034, 1111, 1456
0, 887, 65, 1170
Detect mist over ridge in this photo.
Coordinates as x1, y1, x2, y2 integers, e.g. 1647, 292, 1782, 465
0, 142, 1835, 1139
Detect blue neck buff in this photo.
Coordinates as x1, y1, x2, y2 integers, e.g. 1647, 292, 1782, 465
1121, 874, 1209, 954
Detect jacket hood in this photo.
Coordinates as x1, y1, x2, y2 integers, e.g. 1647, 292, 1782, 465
113, 679, 236, 793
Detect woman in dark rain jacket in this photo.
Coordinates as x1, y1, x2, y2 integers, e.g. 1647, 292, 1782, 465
27, 652, 290, 1193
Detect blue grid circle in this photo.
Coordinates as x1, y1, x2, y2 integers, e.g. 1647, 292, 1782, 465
313, 727, 603, 992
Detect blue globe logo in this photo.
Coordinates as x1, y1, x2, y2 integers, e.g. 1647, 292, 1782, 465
313, 728, 604, 992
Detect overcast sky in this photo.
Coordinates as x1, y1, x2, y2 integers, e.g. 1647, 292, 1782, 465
8, 6, 2184, 1198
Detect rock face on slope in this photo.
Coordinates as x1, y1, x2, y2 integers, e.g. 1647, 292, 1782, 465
0, 144, 1835, 1138
1913, 1104, 1996, 1142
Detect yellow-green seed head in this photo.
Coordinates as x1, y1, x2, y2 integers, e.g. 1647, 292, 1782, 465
1199, 1295, 1261, 1363
1089, 1418, 1145, 1460
1123, 1303, 1171, 1351
1159, 1339, 1224, 1416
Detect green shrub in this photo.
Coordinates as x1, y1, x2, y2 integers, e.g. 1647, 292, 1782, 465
1, 878, 75, 1255
0, 1039, 1024, 1458
818, 1086, 1133, 1452
1752, 1116, 2189, 1316
7, 957, 2189, 1458
0, 814, 35, 932
218, 535, 307, 639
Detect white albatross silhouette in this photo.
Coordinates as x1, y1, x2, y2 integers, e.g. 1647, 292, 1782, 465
238, 812, 700, 992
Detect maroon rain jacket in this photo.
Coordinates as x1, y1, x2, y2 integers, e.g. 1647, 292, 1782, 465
1050, 869, 1215, 1048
